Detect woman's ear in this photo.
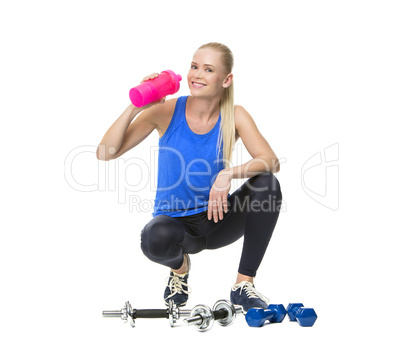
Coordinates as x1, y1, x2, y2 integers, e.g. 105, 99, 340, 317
222, 73, 233, 88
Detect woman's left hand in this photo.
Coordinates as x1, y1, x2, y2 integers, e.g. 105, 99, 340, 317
208, 170, 232, 223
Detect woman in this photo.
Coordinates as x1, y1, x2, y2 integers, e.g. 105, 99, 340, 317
97, 42, 282, 313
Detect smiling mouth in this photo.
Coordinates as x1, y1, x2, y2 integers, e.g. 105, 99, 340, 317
192, 81, 207, 87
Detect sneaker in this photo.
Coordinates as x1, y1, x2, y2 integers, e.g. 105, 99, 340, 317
230, 281, 270, 313
164, 254, 191, 307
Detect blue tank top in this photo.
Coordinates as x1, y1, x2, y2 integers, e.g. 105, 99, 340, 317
153, 96, 226, 217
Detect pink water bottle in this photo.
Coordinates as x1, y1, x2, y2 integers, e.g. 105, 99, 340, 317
129, 70, 182, 107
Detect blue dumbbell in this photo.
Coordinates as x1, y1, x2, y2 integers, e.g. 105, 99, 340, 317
286, 303, 317, 327
245, 304, 287, 327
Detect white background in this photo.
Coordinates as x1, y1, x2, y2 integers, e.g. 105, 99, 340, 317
1, 0, 401, 352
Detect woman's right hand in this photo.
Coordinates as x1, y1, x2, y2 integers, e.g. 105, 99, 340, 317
136, 72, 166, 109
140, 73, 159, 83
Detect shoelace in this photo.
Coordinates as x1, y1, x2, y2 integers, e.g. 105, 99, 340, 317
165, 273, 192, 300
236, 281, 270, 304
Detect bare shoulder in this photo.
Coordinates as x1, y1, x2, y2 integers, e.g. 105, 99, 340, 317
234, 104, 255, 125
234, 104, 258, 140
233, 104, 278, 163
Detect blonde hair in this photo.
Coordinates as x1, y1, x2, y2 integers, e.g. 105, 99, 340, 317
198, 42, 235, 169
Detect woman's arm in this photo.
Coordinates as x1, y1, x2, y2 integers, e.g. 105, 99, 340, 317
226, 105, 280, 178
96, 73, 171, 161
96, 103, 147, 161
207, 105, 280, 222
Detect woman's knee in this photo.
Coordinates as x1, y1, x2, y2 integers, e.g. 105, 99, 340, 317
140, 216, 183, 259
247, 172, 282, 198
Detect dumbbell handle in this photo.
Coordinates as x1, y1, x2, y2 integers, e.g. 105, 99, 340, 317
184, 309, 228, 326
103, 309, 169, 318
103, 309, 170, 319
261, 309, 277, 322
103, 308, 191, 319
133, 309, 191, 319
102, 309, 191, 319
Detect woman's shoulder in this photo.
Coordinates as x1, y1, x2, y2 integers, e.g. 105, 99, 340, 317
233, 104, 249, 126
234, 104, 256, 125
234, 104, 248, 116
233, 104, 259, 141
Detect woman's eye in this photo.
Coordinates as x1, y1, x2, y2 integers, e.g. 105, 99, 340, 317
191, 65, 197, 69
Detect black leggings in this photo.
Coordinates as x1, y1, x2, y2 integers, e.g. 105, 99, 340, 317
140, 172, 282, 277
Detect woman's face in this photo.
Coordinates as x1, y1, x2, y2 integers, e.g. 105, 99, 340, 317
187, 48, 229, 99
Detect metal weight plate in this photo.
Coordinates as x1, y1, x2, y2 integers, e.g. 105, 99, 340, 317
190, 305, 215, 332
168, 300, 178, 327
213, 300, 236, 326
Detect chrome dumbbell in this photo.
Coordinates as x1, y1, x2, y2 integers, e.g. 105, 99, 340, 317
102, 300, 191, 328
184, 300, 243, 332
